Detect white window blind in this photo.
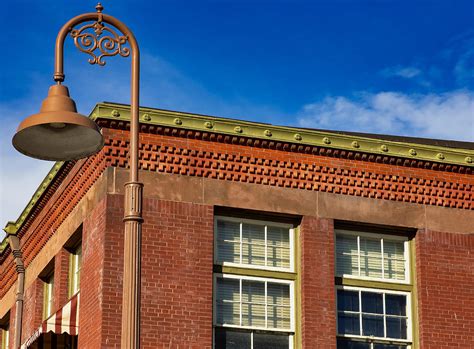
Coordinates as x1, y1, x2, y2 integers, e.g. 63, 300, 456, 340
216, 218, 292, 270
336, 231, 407, 282
215, 276, 292, 331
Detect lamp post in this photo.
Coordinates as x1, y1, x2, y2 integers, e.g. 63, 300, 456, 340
12, 4, 143, 348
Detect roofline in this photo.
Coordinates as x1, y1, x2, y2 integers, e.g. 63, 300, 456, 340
94, 102, 473, 165
2, 102, 473, 254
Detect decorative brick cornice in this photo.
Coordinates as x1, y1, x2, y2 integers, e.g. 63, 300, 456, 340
100, 131, 472, 210
96, 118, 473, 175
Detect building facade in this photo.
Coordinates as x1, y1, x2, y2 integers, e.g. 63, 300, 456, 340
0, 102, 473, 348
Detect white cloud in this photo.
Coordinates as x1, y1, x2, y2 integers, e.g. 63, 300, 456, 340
297, 90, 474, 141
381, 66, 422, 79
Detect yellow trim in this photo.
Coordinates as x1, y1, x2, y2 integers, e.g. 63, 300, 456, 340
68, 252, 74, 298
42, 275, 54, 320
335, 277, 412, 292
68, 245, 82, 298
216, 265, 296, 281
409, 237, 419, 349
294, 226, 302, 349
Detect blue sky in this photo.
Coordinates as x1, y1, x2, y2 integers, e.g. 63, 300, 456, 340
1, 0, 473, 232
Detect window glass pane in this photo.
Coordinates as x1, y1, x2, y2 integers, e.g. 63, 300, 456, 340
337, 290, 359, 312
336, 234, 358, 276
360, 237, 382, 278
242, 280, 265, 327
253, 332, 289, 349
338, 313, 360, 335
361, 292, 383, 314
385, 294, 406, 316
386, 317, 407, 339
267, 283, 291, 329
216, 278, 240, 326
267, 226, 290, 268
362, 314, 384, 337
217, 220, 241, 264
242, 223, 266, 266
383, 240, 405, 280
337, 338, 370, 349
215, 328, 251, 349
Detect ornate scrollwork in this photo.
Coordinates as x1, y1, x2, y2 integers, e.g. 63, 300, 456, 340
70, 20, 130, 66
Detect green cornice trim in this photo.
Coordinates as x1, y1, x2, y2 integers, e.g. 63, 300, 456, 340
92, 102, 474, 167
0, 237, 8, 254
2, 161, 65, 238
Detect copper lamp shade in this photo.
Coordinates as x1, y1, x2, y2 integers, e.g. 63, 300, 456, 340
12, 85, 104, 161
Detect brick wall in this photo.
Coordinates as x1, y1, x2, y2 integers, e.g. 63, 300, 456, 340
140, 198, 214, 348
300, 217, 336, 348
53, 248, 70, 312
416, 230, 474, 348
77, 196, 108, 349
21, 279, 43, 343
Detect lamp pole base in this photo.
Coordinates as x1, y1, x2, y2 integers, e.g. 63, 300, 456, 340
121, 181, 143, 348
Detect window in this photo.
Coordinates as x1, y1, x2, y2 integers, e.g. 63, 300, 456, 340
214, 216, 296, 349
43, 274, 54, 320
215, 275, 293, 330
215, 217, 294, 271
335, 229, 413, 349
336, 231, 409, 283
69, 244, 82, 297
337, 288, 410, 344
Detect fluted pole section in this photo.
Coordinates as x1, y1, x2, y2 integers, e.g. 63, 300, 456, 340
122, 182, 143, 348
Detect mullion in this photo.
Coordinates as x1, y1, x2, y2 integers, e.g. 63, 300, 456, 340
358, 290, 363, 336
382, 292, 387, 338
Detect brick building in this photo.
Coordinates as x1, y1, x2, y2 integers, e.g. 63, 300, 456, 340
0, 102, 473, 349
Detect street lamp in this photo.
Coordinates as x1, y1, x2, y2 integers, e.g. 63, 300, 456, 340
12, 4, 143, 348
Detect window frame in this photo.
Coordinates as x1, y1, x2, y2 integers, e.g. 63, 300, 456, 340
0, 327, 8, 349
43, 274, 54, 320
68, 243, 82, 297
213, 273, 295, 333
335, 229, 410, 284
336, 285, 412, 345
214, 216, 295, 273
